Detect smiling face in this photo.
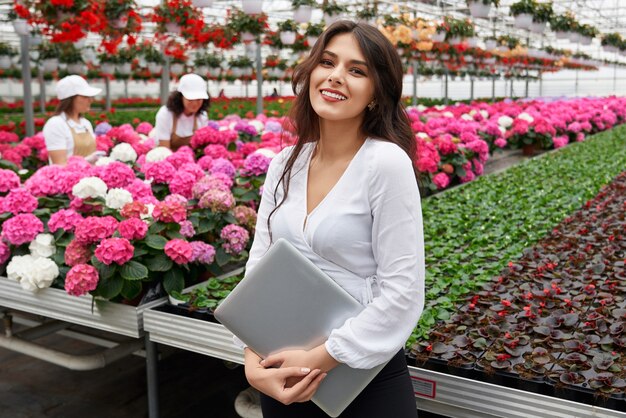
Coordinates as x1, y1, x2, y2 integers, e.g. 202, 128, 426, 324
308, 33, 375, 125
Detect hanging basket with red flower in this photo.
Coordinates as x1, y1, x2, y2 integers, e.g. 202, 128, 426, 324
21, 0, 104, 43
151, 0, 201, 35
226, 9, 269, 43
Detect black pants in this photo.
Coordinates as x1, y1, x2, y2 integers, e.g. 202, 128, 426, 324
260, 350, 418, 418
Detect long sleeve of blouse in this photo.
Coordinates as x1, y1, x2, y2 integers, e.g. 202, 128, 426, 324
244, 139, 425, 369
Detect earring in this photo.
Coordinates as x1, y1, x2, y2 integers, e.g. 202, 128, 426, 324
367, 100, 376, 111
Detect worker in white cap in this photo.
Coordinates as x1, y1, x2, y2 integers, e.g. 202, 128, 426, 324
42, 75, 103, 165
153, 73, 210, 151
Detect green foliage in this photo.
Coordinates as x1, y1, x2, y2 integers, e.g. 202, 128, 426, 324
410, 125, 626, 342
509, 0, 536, 16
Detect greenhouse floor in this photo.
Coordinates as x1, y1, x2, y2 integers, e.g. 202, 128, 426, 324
0, 318, 249, 418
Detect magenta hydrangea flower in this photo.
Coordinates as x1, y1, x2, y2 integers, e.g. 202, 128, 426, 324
74, 216, 119, 244
553, 136, 569, 149
197, 155, 213, 171
124, 178, 155, 203
190, 241, 216, 264
164, 239, 193, 265
118, 218, 148, 241
0, 169, 20, 193
241, 153, 271, 176
2, 188, 38, 215
191, 126, 229, 148
94, 237, 134, 265
165, 148, 195, 169
203, 144, 230, 159
164, 194, 188, 206
48, 209, 84, 233
432, 172, 450, 190
65, 264, 100, 297
64, 240, 92, 267
220, 224, 250, 255
1, 213, 44, 246
198, 189, 235, 212
152, 201, 187, 223
0, 241, 10, 265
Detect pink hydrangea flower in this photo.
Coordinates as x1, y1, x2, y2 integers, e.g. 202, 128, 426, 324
0, 241, 9, 265
203, 144, 230, 159
124, 179, 155, 203
65, 264, 100, 297
168, 170, 196, 199
553, 135, 569, 149
209, 158, 236, 180
576, 133, 585, 142
166, 148, 195, 169
192, 175, 230, 199
198, 189, 235, 212
48, 209, 83, 233
118, 218, 148, 241
164, 239, 193, 264
136, 122, 153, 135
233, 205, 257, 229
1, 213, 43, 245
190, 241, 216, 264
0, 169, 20, 193
164, 194, 188, 206
241, 153, 271, 176
64, 240, 92, 267
152, 201, 187, 223
120, 201, 148, 219
98, 161, 136, 188
494, 138, 507, 148
74, 216, 119, 244
143, 160, 176, 184
220, 224, 250, 255
95, 237, 134, 265
197, 155, 214, 171
432, 172, 450, 189
2, 188, 38, 215
191, 126, 230, 148
179, 220, 195, 238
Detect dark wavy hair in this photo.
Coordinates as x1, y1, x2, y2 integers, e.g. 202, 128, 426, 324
267, 20, 417, 240
166, 91, 210, 117
54, 97, 76, 116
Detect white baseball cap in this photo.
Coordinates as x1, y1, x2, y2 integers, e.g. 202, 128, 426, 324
177, 73, 209, 100
56, 75, 101, 100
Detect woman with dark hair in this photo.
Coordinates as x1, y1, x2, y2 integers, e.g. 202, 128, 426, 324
153, 73, 210, 151
43, 75, 103, 165
241, 20, 424, 417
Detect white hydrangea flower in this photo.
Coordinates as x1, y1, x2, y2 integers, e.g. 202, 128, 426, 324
7, 255, 59, 291
443, 111, 454, 118
480, 110, 489, 119
218, 126, 229, 131
498, 116, 513, 128
499, 126, 506, 135
29, 233, 56, 258
417, 105, 427, 112
18, 169, 28, 175
105, 188, 133, 210
145, 146, 173, 163
469, 110, 477, 116
21, 257, 59, 291
228, 121, 238, 130
416, 132, 429, 139
434, 105, 446, 110
461, 113, 474, 121
110, 143, 137, 163
95, 156, 114, 166
255, 148, 276, 158
248, 120, 264, 134
72, 176, 108, 199
518, 112, 534, 123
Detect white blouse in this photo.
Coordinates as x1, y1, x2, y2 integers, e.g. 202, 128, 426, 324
245, 137, 425, 369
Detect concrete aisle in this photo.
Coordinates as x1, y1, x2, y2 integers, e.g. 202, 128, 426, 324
0, 319, 249, 418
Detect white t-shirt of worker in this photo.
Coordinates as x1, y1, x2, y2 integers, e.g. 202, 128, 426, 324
153, 105, 209, 144
43, 112, 95, 158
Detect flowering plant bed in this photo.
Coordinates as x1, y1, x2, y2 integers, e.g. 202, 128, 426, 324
415, 166, 626, 407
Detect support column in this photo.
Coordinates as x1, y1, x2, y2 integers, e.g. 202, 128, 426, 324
145, 334, 159, 418
20, 33, 34, 136
160, 55, 170, 106
38, 64, 46, 114
256, 41, 263, 115
412, 60, 418, 106
105, 77, 111, 112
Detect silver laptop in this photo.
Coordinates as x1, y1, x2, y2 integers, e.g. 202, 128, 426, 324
214, 238, 387, 417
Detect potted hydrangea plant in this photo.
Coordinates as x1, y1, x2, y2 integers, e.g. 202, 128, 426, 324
292, 0, 315, 23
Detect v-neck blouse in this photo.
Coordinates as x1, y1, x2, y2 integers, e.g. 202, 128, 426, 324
245, 138, 425, 369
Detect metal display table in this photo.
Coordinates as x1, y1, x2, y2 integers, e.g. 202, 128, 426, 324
143, 307, 626, 418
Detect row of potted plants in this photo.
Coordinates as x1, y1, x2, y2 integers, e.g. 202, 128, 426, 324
411, 166, 626, 404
